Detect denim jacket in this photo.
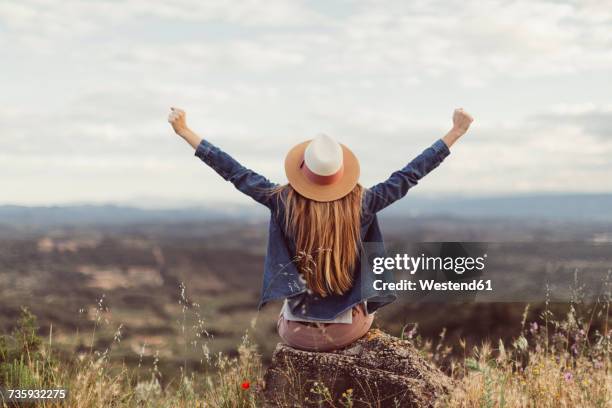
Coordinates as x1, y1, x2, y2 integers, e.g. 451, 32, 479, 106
195, 138, 450, 321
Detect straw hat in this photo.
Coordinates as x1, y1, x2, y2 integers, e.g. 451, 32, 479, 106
284, 134, 360, 202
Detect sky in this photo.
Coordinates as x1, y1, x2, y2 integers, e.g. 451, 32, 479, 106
1, 0, 611, 207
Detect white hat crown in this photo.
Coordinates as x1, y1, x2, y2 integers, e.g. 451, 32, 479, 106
303, 134, 343, 176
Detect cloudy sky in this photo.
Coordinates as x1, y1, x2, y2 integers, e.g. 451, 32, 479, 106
1, 0, 611, 206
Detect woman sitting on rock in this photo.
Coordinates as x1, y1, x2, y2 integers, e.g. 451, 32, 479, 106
168, 107, 473, 351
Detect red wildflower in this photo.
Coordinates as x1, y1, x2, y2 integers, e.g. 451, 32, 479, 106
241, 380, 250, 390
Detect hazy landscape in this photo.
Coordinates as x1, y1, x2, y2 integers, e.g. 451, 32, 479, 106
1, 194, 610, 380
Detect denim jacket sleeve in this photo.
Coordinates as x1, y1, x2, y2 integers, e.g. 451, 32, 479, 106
195, 139, 279, 208
365, 139, 451, 213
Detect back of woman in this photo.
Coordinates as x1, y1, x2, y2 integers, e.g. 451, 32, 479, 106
168, 107, 473, 351
273, 182, 370, 351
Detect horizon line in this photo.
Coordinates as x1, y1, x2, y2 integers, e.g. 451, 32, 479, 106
0, 191, 611, 210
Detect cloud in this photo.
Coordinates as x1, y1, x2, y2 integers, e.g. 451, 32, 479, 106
2, 99, 611, 204
439, 105, 612, 194
301, 102, 612, 195
0, 0, 326, 34
529, 105, 612, 140
3, 0, 612, 83
1, 1, 611, 204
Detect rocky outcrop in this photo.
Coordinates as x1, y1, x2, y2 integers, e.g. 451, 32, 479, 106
263, 329, 453, 407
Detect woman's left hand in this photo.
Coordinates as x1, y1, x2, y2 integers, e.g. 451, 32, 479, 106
168, 107, 189, 137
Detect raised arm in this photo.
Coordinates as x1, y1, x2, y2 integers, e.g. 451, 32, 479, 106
365, 108, 473, 213
168, 107, 278, 208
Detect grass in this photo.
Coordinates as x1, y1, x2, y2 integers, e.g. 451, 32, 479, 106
0, 293, 264, 408
0, 285, 610, 407
439, 301, 610, 407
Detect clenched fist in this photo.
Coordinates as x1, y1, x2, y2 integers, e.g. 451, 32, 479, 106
452, 108, 474, 134
168, 107, 203, 149
168, 107, 188, 136
442, 108, 474, 148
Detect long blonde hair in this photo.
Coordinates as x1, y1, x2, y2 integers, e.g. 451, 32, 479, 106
274, 184, 363, 297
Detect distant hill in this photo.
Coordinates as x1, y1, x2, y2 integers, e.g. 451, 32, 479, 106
0, 193, 610, 226
0, 204, 266, 227
384, 193, 612, 221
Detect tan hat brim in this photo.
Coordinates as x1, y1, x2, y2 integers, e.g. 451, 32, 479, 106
285, 140, 360, 202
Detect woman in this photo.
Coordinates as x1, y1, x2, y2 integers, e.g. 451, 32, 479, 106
168, 107, 473, 351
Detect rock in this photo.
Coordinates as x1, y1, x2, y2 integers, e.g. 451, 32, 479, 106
263, 329, 453, 407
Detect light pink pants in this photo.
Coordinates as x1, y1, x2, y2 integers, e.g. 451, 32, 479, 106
277, 305, 374, 352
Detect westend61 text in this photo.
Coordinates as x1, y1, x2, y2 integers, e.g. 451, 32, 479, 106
373, 279, 493, 292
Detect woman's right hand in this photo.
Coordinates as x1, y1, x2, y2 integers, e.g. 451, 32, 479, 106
443, 108, 474, 148
168, 107, 189, 137
452, 108, 474, 135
